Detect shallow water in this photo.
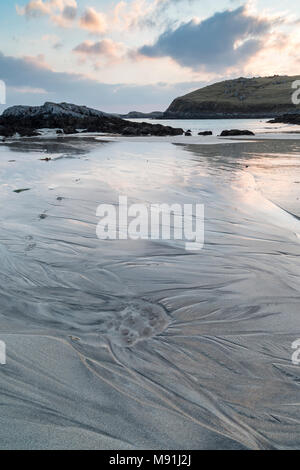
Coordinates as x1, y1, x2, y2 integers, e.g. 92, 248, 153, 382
128, 117, 300, 135
0, 137, 300, 449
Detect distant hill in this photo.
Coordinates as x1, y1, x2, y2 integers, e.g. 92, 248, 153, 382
165, 75, 300, 119
119, 111, 164, 119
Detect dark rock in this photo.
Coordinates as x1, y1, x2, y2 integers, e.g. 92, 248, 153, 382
13, 188, 31, 194
139, 126, 152, 136
220, 129, 255, 136
198, 131, 213, 136
0, 125, 10, 137
0, 102, 184, 137
0, 127, 14, 137
63, 127, 78, 135
0, 125, 41, 137
17, 128, 41, 137
122, 127, 139, 136
268, 113, 300, 125
185, 131, 192, 136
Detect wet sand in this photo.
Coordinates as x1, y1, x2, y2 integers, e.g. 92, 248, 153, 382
0, 136, 300, 449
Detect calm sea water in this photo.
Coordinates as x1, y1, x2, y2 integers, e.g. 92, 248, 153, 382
128, 118, 300, 135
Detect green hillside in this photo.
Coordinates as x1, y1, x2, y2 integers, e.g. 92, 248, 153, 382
165, 75, 300, 117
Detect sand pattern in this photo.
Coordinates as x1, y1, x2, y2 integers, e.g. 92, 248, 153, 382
0, 137, 299, 449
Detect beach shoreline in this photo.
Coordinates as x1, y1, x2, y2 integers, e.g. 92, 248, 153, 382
3, 129, 300, 148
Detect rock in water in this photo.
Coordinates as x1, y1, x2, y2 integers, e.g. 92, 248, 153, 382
198, 131, 213, 136
220, 129, 255, 136
268, 113, 300, 125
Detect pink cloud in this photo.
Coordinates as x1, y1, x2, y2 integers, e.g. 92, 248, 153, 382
17, 0, 77, 17
79, 7, 107, 34
16, 0, 78, 28
74, 39, 123, 56
73, 39, 126, 68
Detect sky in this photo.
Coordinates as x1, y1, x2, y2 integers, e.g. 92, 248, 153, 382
0, 0, 299, 113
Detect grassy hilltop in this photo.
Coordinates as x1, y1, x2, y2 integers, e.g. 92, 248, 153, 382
165, 75, 300, 118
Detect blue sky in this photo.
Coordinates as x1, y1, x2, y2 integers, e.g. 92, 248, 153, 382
0, 0, 299, 112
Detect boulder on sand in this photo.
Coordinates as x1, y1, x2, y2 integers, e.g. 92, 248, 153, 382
220, 129, 255, 136
198, 131, 212, 136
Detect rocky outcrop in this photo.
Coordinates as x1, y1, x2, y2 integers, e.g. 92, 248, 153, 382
0, 125, 41, 138
0, 102, 184, 137
220, 129, 255, 136
164, 75, 300, 119
268, 113, 300, 125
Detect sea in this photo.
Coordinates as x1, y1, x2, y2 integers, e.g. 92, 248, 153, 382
128, 117, 300, 135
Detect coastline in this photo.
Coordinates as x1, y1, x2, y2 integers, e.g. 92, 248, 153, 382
3, 130, 300, 147
98, 132, 300, 144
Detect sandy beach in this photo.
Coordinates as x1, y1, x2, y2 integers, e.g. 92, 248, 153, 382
0, 133, 299, 449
